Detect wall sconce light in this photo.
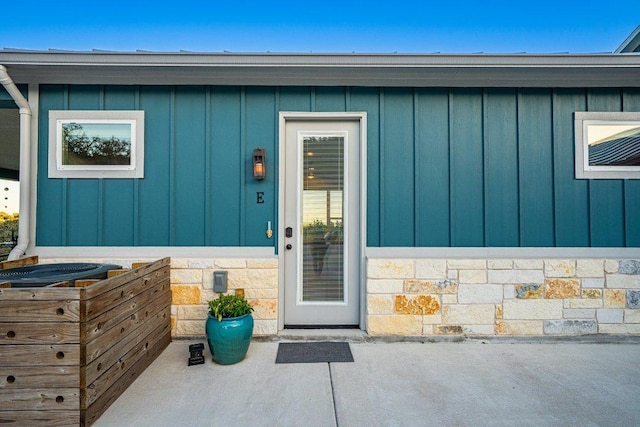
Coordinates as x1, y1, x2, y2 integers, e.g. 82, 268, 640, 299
253, 148, 266, 180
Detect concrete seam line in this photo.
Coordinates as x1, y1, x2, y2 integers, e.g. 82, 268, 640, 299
329, 363, 340, 427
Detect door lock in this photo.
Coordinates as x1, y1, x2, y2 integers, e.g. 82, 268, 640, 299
285, 227, 293, 238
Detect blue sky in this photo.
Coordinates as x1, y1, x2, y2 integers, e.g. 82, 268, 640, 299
1, 1, 638, 53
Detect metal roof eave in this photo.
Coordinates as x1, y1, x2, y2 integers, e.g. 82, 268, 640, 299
2, 50, 640, 66
616, 25, 640, 53
1, 51, 640, 87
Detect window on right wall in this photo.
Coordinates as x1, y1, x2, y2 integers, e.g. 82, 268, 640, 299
575, 112, 640, 179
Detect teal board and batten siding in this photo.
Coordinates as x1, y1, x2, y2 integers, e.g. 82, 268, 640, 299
37, 85, 277, 247
36, 85, 640, 248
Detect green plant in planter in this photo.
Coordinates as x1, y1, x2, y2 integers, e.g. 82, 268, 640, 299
205, 294, 255, 365
208, 294, 254, 321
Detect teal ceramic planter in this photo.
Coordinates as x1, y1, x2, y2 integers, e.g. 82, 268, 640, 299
205, 312, 254, 365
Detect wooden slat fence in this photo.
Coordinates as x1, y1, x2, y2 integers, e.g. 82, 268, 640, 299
0, 257, 171, 426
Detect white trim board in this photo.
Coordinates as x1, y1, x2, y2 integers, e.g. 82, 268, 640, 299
366, 247, 640, 259
32, 246, 276, 259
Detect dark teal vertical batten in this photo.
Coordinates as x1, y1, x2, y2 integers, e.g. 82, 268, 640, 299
413, 90, 420, 247
310, 88, 317, 112
315, 87, 347, 112
450, 89, 484, 246
239, 87, 247, 244
204, 88, 213, 245
279, 87, 312, 111
36, 85, 65, 246
174, 87, 207, 246
382, 88, 415, 246
210, 87, 242, 245
553, 89, 589, 247
138, 87, 172, 245
168, 88, 177, 245
350, 87, 381, 247
518, 89, 555, 246
378, 88, 386, 246
415, 88, 450, 246
35, 85, 640, 248
484, 89, 519, 246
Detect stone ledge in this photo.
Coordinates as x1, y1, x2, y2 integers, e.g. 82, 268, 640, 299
243, 334, 640, 344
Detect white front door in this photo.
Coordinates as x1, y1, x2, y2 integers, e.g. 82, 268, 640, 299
281, 115, 363, 327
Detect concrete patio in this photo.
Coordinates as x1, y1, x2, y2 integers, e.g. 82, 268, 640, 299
95, 335, 640, 426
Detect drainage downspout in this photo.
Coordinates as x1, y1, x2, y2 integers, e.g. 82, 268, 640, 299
0, 65, 32, 260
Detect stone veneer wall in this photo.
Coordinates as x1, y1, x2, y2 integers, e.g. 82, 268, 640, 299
367, 258, 640, 336
170, 258, 278, 337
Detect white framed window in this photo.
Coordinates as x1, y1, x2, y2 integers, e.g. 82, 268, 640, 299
575, 112, 640, 179
48, 110, 144, 178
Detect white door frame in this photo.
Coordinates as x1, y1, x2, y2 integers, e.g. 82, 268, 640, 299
278, 112, 367, 331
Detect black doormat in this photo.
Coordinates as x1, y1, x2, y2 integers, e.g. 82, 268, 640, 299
275, 342, 354, 364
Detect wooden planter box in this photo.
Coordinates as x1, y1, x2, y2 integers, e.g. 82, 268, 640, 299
0, 257, 172, 426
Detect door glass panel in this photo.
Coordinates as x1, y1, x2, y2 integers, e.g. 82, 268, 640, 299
301, 135, 344, 302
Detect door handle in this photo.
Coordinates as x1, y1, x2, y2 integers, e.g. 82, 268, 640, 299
286, 244, 292, 250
